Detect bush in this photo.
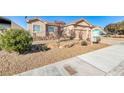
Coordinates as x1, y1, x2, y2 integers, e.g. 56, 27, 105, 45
81, 40, 88, 46
0, 29, 32, 53
0, 42, 1, 50
69, 36, 74, 40
40, 44, 49, 51
95, 37, 101, 43
31, 44, 49, 52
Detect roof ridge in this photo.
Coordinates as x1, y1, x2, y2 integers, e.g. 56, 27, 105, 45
65, 18, 93, 27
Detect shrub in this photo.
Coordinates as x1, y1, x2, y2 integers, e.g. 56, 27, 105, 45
95, 37, 101, 43
0, 29, 32, 53
40, 44, 49, 51
70, 36, 74, 40
31, 44, 49, 52
107, 34, 111, 37
81, 40, 88, 46
0, 43, 1, 50
0, 36, 1, 51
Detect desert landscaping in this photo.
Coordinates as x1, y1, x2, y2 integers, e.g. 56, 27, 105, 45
0, 17, 108, 75
0, 39, 109, 75
1, 16, 124, 76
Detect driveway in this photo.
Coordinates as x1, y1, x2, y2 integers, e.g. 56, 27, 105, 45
17, 42, 124, 76
78, 44, 124, 73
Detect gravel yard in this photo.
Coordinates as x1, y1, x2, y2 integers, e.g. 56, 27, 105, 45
0, 42, 109, 76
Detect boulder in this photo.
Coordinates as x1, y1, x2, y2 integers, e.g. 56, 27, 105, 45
59, 42, 75, 48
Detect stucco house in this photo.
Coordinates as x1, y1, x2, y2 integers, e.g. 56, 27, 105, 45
26, 18, 65, 38
26, 17, 105, 43
64, 19, 94, 42
27, 18, 94, 42
0, 17, 24, 33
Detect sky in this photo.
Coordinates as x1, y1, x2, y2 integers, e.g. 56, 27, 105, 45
4, 16, 124, 29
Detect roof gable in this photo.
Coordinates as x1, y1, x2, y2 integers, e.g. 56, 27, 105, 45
75, 19, 92, 27
65, 19, 93, 27
26, 18, 47, 24
77, 21, 90, 26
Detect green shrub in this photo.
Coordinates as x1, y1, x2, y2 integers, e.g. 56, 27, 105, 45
81, 40, 88, 46
31, 44, 49, 52
0, 29, 32, 53
41, 44, 49, 51
0, 44, 1, 50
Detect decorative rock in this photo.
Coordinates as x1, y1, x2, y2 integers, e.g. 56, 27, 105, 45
59, 42, 75, 48
59, 45, 65, 49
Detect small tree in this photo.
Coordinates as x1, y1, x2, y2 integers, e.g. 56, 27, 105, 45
0, 29, 32, 53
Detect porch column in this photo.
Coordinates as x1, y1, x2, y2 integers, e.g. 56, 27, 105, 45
75, 30, 80, 40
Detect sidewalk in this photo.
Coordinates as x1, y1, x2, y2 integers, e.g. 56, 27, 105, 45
17, 44, 124, 76
17, 57, 105, 76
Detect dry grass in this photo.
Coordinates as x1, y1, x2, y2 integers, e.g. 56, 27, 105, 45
0, 43, 109, 76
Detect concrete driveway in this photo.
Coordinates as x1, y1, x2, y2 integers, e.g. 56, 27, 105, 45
78, 44, 124, 73
17, 43, 124, 76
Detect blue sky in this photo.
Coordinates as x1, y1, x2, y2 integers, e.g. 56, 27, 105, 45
4, 16, 124, 29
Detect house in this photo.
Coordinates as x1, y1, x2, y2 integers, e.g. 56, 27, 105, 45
64, 19, 94, 42
26, 18, 65, 38
0, 17, 24, 33
26, 17, 104, 43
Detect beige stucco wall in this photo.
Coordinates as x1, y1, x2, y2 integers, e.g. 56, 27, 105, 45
74, 26, 91, 40
64, 24, 92, 41
78, 22, 89, 26
27, 20, 46, 37
11, 22, 23, 30
64, 25, 74, 36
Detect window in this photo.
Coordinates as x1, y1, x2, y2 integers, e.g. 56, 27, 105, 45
33, 25, 40, 32
48, 26, 54, 32
48, 26, 58, 32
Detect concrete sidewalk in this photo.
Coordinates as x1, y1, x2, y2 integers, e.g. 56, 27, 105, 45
17, 44, 124, 76
17, 57, 106, 76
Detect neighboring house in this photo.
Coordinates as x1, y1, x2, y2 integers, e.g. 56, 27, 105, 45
0, 17, 24, 33
64, 19, 93, 42
26, 18, 65, 37
92, 26, 106, 35
92, 26, 106, 42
